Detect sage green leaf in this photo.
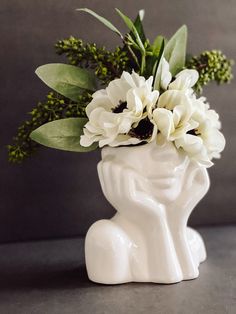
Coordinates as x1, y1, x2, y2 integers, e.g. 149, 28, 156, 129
115, 8, 145, 52
30, 118, 98, 152
35, 64, 96, 102
153, 39, 165, 91
77, 8, 123, 38
164, 25, 187, 76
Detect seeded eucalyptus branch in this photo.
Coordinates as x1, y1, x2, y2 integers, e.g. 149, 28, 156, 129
187, 50, 234, 93
8, 92, 90, 163
55, 37, 131, 85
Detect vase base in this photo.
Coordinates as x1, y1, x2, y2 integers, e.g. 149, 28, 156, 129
85, 220, 206, 285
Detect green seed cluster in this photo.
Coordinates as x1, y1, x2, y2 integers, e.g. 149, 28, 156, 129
55, 36, 131, 85
187, 50, 234, 93
8, 91, 90, 163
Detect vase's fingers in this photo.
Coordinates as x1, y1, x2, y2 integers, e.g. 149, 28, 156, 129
168, 225, 199, 280
100, 160, 125, 209
97, 161, 107, 198
174, 165, 209, 218
107, 161, 124, 202
185, 163, 200, 190
98, 161, 114, 206
167, 164, 209, 279
188, 168, 209, 208
194, 167, 210, 194
184, 164, 209, 195
121, 168, 138, 203
111, 162, 123, 197
120, 169, 162, 220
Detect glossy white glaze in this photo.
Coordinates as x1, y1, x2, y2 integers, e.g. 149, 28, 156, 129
85, 141, 210, 284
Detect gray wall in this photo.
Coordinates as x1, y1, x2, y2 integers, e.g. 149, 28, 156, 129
1, 0, 236, 243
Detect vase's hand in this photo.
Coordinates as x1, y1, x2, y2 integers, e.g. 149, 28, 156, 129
167, 163, 210, 279
173, 162, 210, 220
98, 159, 184, 282
98, 159, 165, 224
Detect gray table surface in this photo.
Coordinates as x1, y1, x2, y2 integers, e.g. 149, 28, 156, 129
0, 226, 235, 314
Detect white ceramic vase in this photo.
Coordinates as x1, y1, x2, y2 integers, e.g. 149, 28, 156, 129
85, 140, 210, 284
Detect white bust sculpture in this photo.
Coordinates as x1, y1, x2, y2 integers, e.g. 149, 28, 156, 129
85, 140, 210, 284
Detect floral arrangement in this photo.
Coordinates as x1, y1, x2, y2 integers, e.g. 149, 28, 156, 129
8, 9, 233, 166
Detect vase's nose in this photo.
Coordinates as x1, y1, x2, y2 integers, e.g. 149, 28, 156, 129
150, 141, 182, 164
144, 140, 189, 177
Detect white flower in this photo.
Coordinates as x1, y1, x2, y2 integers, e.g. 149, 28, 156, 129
151, 64, 225, 167
152, 90, 194, 141
151, 64, 200, 141
159, 57, 199, 92
80, 60, 225, 167
175, 98, 225, 166
80, 71, 159, 148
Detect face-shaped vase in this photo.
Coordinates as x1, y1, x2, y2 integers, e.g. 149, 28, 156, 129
101, 140, 190, 204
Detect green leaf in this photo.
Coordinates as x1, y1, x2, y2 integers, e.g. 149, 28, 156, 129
115, 8, 145, 52
30, 118, 98, 152
77, 8, 123, 38
164, 25, 187, 76
133, 9, 146, 43
152, 35, 166, 55
35, 64, 96, 102
115, 8, 134, 30
145, 37, 165, 77
153, 39, 166, 90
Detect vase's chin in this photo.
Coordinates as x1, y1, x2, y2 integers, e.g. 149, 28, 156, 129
150, 179, 183, 203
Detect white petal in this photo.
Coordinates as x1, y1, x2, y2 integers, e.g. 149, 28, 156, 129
80, 134, 95, 147
126, 88, 144, 115
108, 134, 142, 147
153, 108, 174, 138
122, 70, 146, 88
146, 76, 154, 90
175, 134, 203, 155
86, 96, 113, 117
160, 58, 172, 90
204, 128, 226, 157
106, 78, 130, 105
169, 69, 199, 90
158, 90, 192, 111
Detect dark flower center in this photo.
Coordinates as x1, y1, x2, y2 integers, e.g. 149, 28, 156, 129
187, 129, 200, 136
129, 118, 154, 140
112, 101, 128, 113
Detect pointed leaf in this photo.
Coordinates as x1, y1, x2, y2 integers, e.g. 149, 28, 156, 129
35, 64, 96, 102
133, 10, 146, 43
115, 8, 134, 30
30, 118, 97, 152
77, 8, 122, 38
153, 35, 166, 55
145, 36, 165, 77
115, 8, 145, 52
138, 9, 145, 21
164, 25, 187, 76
